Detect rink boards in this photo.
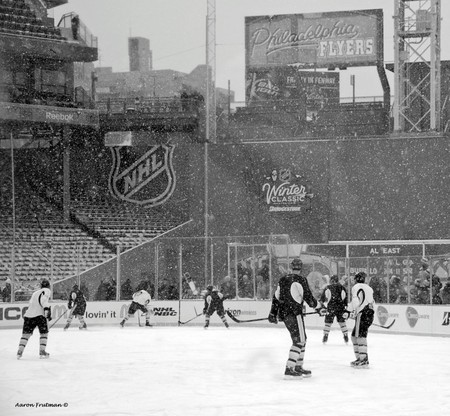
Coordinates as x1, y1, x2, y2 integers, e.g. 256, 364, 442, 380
0, 300, 449, 336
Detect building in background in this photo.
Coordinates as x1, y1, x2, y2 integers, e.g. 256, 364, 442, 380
128, 36, 152, 72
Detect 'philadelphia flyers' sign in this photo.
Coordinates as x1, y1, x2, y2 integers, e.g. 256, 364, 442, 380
109, 144, 176, 207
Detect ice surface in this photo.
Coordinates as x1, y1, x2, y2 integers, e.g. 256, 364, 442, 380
1, 324, 449, 416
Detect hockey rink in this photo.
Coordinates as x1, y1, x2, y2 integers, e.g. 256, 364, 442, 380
1, 323, 449, 416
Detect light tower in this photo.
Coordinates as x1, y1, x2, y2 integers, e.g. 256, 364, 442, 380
206, 0, 216, 143
393, 0, 441, 133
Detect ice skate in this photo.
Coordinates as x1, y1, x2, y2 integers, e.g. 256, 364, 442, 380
79, 323, 87, 330
354, 358, 369, 368
284, 366, 302, 380
145, 321, 152, 327
17, 351, 22, 360
294, 366, 312, 378
63, 324, 70, 331
39, 351, 50, 359
322, 333, 328, 343
344, 334, 349, 343
120, 320, 125, 328
203, 325, 208, 330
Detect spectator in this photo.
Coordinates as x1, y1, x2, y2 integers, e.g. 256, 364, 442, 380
166, 284, 179, 300
158, 278, 170, 300
441, 277, 450, 304
256, 275, 269, 300
71, 14, 80, 40
258, 260, 270, 284
431, 275, 443, 304
369, 275, 387, 303
95, 279, 109, 301
410, 278, 430, 304
389, 276, 405, 304
220, 275, 236, 300
121, 279, 134, 300
3, 279, 12, 302
106, 279, 117, 301
238, 274, 253, 298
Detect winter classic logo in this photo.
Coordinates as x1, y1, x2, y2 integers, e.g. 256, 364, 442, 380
262, 169, 313, 212
109, 144, 176, 207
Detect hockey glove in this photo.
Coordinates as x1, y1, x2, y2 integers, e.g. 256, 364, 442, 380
316, 307, 328, 317
349, 310, 356, 319
268, 313, 278, 324
44, 307, 52, 321
342, 311, 350, 320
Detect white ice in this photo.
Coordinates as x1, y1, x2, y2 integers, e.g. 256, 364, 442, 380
1, 323, 449, 416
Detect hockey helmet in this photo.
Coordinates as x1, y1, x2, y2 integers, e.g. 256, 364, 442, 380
41, 279, 50, 288
354, 272, 366, 283
206, 285, 214, 292
330, 274, 339, 284
290, 258, 303, 271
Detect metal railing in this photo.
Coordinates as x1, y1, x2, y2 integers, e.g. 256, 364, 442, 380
57, 12, 98, 48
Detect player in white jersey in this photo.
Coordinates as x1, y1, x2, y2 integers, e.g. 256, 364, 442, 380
17, 279, 52, 359
120, 289, 152, 327
348, 272, 375, 368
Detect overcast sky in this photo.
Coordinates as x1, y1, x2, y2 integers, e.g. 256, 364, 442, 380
50, 0, 450, 101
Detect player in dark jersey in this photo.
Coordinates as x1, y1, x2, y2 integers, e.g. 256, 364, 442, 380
64, 284, 88, 330
319, 274, 349, 343
17, 279, 52, 359
203, 285, 229, 329
268, 258, 322, 379
348, 272, 375, 368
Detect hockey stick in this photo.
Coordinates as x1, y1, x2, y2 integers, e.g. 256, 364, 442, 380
179, 307, 202, 325
49, 309, 68, 329
344, 310, 396, 329
226, 310, 319, 324
372, 319, 396, 329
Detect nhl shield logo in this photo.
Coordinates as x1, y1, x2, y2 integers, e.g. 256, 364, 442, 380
109, 144, 176, 207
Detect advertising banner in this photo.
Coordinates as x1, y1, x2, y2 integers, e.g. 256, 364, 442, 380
246, 9, 383, 69
1, 301, 450, 336
0, 102, 99, 127
246, 67, 339, 107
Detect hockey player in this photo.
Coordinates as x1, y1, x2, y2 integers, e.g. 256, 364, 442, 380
64, 284, 88, 330
17, 279, 52, 359
347, 272, 375, 368
203, 285, 229, 329
268, 258, 323, 379
120, 289, 152, 327
319, 274, 349, 343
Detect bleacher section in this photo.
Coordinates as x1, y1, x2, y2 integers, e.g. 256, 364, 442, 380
70, 199, 182, 252
0, 0, 63, 40
313, 103, 390, 137
228, 101, 390, 141
0, 186, 115, 284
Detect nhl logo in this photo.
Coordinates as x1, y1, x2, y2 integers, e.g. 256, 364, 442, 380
109, 144, 176, 207
377, 305, 389, 326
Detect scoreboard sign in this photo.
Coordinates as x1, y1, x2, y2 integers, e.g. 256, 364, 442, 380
245, 9, 383, 69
